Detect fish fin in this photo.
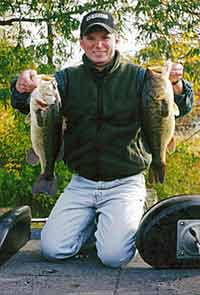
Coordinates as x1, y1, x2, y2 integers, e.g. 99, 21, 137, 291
162, 60, 172, 78
173, 102, 180, 117
32, 174, 57, 196
167, 136, 176, 154
149, 162, 166, 184
26, 148, 39, 165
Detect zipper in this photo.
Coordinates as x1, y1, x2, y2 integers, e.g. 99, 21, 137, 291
95, 78, 104, 179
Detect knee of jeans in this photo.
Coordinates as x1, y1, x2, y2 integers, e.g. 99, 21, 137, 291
97, 244, 136, 268
41, 238, 59, 260
41, 230, 78, 261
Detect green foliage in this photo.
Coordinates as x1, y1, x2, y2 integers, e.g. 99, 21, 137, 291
37, 63, 56, 75
147, 143, 200, 201
134, 0, 199, 41
0, 39, 37, 107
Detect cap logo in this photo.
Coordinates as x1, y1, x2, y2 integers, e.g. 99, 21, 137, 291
86, 13, 109, 22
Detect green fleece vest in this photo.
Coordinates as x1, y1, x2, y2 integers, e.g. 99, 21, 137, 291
61, 55, 151, 180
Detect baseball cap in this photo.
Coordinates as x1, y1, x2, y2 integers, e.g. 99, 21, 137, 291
80, 10, 116, 37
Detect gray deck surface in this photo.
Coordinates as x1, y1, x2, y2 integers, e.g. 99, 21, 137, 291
1, 229, 200, 295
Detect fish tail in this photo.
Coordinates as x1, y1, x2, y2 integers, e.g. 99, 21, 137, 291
158, 164, 166, 183
149, 162, 166, 184
167, 136, 176, 154
32, 174, 57, 196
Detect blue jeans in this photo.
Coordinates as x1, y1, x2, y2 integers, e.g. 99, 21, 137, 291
41, 173, 146, 268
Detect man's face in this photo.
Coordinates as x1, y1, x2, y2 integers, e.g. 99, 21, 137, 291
80, 29, 118, 67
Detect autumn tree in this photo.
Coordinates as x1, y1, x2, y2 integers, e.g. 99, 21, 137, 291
133, 0, 200, 79
133, 0, 199, 42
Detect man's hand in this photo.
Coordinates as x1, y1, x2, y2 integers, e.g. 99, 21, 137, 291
169, 63, 184, 95
16, 69, 40, 93
169, 63, 183, 84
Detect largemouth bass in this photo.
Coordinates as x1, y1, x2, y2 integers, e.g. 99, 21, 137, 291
142, 61, 179, 183
29, 75, 63, 196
